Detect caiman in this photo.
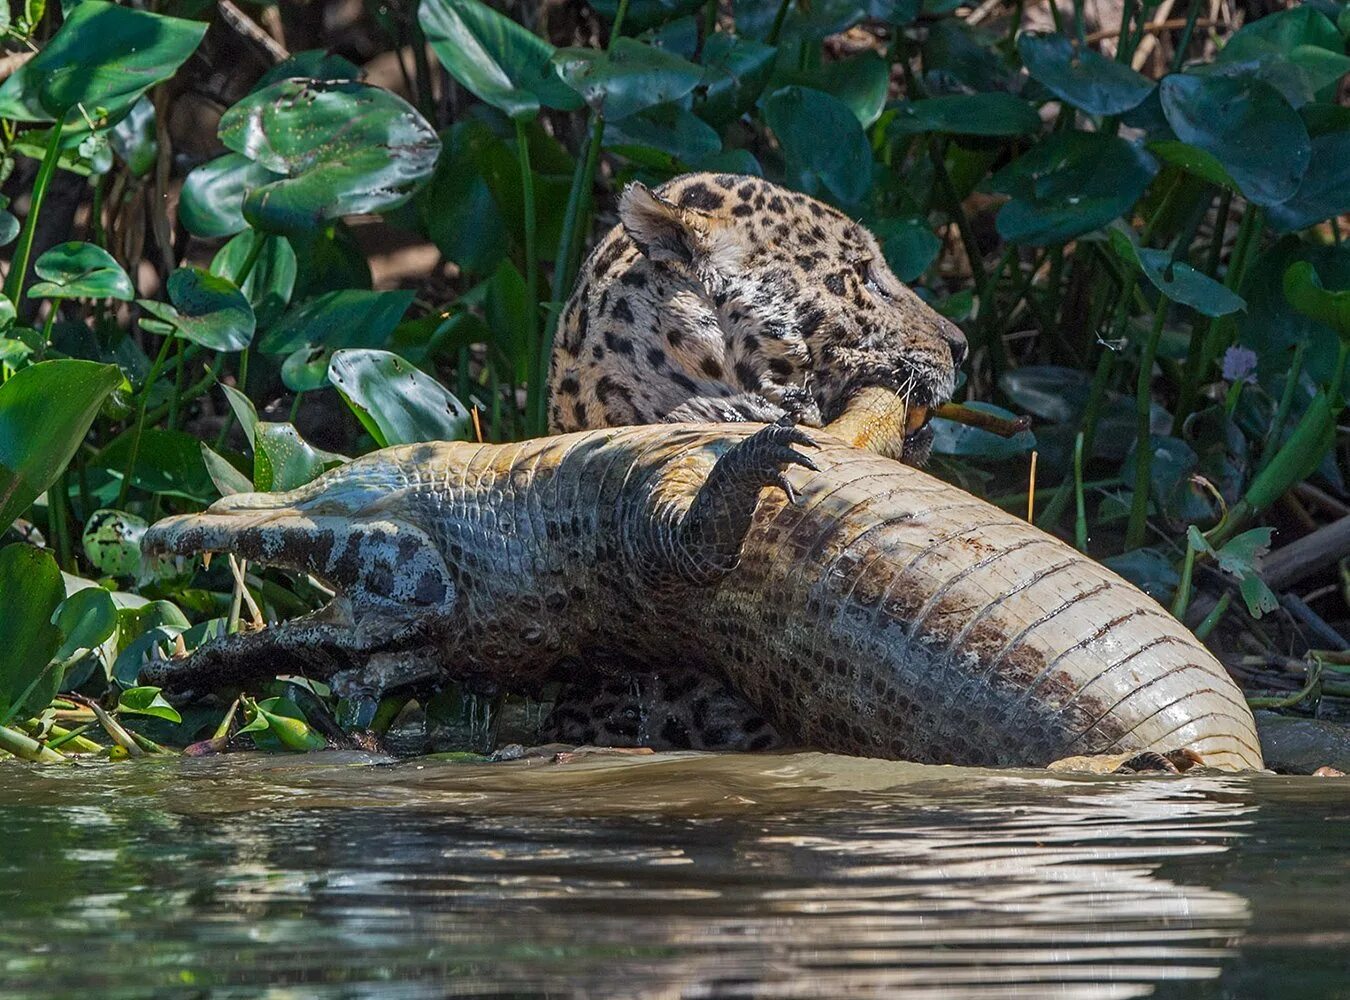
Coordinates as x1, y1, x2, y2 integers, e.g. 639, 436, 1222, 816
142, 416, 1263, 770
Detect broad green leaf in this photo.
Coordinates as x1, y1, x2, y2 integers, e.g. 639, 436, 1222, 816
1214, 526, 1274, 577
1018, 32, 1154, 116
97, 429, 218, 502
1102, 548, 1179, 602
1266, 132, 1350, 234
112, 602, 189, 687
81, 508, 148, 577
1159, 73, 1310, 207
871, 216, 941, 283
239, 696, 326, 752
139, 267, 255, 351
998, 365, 1093, 423
179, 153, 284, 238
1120, 242, 1246, 318
200, 442, 253, 497
211, 231, 296, 328
984, 131, 1157, 245
888, 92, 1041, 137
419, 0, 581, 120
1238, 574, 1278, 617
1283, 261, 1350, 339
219, 382, 259, 451
254, 422, 346, 492
117, 685, 182, 723
0, 201, 18, 250
555, 38, 705, 122
0, 544, 65, 724
1146, 139, 1238, 190
604, 105, 721, 165
328, 349, 472, 447
219, 79, 441, 235
108, 96, 158, 178
0, 2, 206, 131
417, 122, 509, 276
0, 360, 123, 535
259, 289, 414, 354
28, 241, 134, 301
763, 86, 872, 205
1211, 7, 1350, 108
696, 34, 776, 127
52, 586, 118, 662
589, 0, 704, 31
1237, 241, 1350, 387
769, 50, 891, 127
931, 401, 1036, 458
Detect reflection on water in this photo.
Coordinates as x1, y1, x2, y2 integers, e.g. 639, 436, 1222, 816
1, 752, 1347, 999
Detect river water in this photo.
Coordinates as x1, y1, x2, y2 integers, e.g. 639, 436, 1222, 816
1, 750, 1346, 998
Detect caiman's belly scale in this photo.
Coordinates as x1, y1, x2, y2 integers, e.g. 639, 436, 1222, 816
143, 423, 1263, 770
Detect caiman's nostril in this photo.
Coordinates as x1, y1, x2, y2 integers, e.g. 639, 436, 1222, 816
942, 321, 969, 368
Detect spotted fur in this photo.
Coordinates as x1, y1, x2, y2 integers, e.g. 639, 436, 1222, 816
548, 173, 966, 462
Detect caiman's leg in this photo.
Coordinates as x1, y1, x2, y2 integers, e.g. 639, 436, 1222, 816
543, 664, 783, 751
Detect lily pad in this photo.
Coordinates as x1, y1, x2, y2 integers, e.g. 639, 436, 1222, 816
984, 131, 1157, 245
28, 242, 134, 301
555, 38, 705, 122
0, 360, 124, 536
139, 267, 256, 352
328, 349, 472, 447
419, 0, 581, 121
762, 86, 872, 206
0, 1, 206, 131
179, 153, 284, 239
1159, 73, 1310, 207
218, 79, 441, 235
888, 92, 1041, 137
1018, 32, 1154, 116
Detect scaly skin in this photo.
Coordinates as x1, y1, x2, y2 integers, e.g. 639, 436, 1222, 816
142, 424, 1263, 770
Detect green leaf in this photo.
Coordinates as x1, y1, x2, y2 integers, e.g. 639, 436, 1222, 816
1146, 139, 1238, 190
768, 50, 891, 127
1159, 73, 1310, 207
1215, 526, 1274, 577
417, 122, 509, 276
1018, 32, 1155, 116
239, 696, 326, 752
1238, 573, 1278, 618
108, 96, 158, 178
1211, 7, 1350, 108
0, 544, 65, 724
1120, 244, 1246, 318
52, 585, 118, 663
97, 429, 218, 503
871, 216, 941, 283
888, 92, 1041, 137
419, 0, 581, 120
763, 86, 872, 205
696, 33, 776, 128
116, 685, 182, 723
179, 153, 284, 239
328, 349, 472, 447
219, 382, 259, 452
1266, 132, 1350, 234
984, 131, 1158, 245
604, 104, 721, 165
555, 38, 705, 122
81, 508, 148, 577
1283, 261, 1350, 339
218, 79, 441, 235
254, 422, 346, 493
0, 1, 206, 131
0, 360, 123, 535
259, 289, 414, 354
254, 50, 363, 92
139, 267, 255, 351
211, 231, 296, 329
28, 241, 134, 301
200, 443, 253, 497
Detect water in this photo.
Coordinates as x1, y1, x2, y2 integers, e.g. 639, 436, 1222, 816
1, 751, 1347, 999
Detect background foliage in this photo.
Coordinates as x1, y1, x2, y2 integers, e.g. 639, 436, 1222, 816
2, 0, 1349, 758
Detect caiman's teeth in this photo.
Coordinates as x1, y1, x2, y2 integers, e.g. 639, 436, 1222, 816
173, 633, 188, 659
202, 551, 212, 570
904, 405, 930, 435
175, 554, 186, 575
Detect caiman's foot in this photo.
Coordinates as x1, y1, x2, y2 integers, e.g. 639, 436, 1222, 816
1047, 748, 1206, 774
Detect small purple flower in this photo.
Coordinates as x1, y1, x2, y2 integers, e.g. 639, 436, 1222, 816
1222, 346, 1258, 384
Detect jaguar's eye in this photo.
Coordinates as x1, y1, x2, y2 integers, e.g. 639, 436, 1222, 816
853, 258, 872, 282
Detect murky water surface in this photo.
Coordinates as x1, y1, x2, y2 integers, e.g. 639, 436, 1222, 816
1, 751, 1347, 998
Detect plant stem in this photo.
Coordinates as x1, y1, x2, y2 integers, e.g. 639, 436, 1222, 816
115, 333, 175, 509
1193, 591, 1230, 641
610, 0, 632, 39
1173, 188, 1232, 430
3, 124, 64, 306
0, 722, 65, 763
514, 118, 541, 437
1073, 432, 1088, 552
1125, 302, 1170, 550
1171, 534, 1199, 619
35, 301, 56, 361
767, 0, 793, 44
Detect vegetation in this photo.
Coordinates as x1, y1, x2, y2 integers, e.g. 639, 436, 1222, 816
1, 0, 1349, 760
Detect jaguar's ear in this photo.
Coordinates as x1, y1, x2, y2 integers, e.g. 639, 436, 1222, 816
619, 182, 710, 266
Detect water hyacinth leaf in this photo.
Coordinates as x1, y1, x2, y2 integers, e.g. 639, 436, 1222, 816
604, 105, 722, 165
769, 51, 891, 127
1146, 139, 1238, 191
220, 383, 259, 451
200, 443, 253, 497
418, 122, 509, 276
0, 544, 65, 723
211, 231, 297, 329
82, 508, 148, 577
871, 216, 941, 283
112, 602, 190, 686
109, 96, 158, 178
888, 92, 1041, 137
52, 586, 118, 663
139, 267, 255, 351
98, 429, 218, 502
1211, 7, 1350, 107
1266, 132, 1350, 234
1017, 32, 1154, 116
0, 2, 206, 131
555, 38, 705, 122
254, 422, 346, 493
239, 696, 326, 752
0, 360, 123, 535
0, 204, 17, 249
329, 349, 472, 447
117, 686, 182, 723
1130, 247, 1246, 317
259, 289, 414, 355
697, 34, 776, 127
179, 153, 284, 239
219, 79, 441, 235
984, 131, 1158, 245
1283, 261, 1350, 338
1159, 74, 1310, 207
28, 242, 134, 301
419, 0, 580, 120
277, 294, 416, 392
932, 402, 1036, 457
763, 86, 872, 205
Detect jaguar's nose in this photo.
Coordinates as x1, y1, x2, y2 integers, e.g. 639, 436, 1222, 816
941, 319, 968, 368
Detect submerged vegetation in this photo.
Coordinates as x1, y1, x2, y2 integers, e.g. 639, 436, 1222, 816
1, 0, 1349, 760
